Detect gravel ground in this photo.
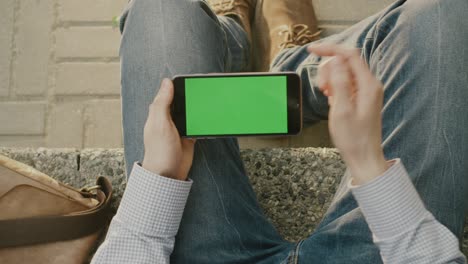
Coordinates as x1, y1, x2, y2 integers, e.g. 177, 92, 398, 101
242, 147, 346, 241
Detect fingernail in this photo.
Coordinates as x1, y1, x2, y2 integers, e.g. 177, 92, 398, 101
159, 79, 171, 95
162, 78, 171, 88
332, 58, 344, 67
317, 77, 324, 88
337, 56, 345, 62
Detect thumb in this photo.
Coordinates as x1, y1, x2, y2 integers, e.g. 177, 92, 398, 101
153, 78, 174, 116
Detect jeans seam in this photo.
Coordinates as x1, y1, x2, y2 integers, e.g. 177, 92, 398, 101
288, 239, 305, 264
198, 143, 253, 256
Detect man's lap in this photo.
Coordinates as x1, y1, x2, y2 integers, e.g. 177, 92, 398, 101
273, 0, 468, 262
120, 0, 468, 263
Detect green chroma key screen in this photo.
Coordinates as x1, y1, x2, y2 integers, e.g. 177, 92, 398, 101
185, 76, 288, 136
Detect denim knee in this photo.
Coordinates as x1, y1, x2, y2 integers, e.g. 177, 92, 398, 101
401, 0, 468, 36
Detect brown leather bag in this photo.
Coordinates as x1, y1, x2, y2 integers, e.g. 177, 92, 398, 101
0, 154, 113, 264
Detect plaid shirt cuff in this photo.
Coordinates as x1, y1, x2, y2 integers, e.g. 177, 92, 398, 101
350, 159, 428, 239
115, 163, 192, 237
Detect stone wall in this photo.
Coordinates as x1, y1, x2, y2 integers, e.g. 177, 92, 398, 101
1, 147, 466, 257
0, 0, 394, 149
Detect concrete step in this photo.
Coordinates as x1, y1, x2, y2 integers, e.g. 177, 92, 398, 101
1, 147, 466, 257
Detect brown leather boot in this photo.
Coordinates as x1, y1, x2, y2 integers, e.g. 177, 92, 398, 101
253, 0, 321, 71
206, 0, 256, 43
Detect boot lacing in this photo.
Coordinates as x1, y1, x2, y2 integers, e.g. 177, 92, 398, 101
278, 24, 321, 49
210, 0, 249, 18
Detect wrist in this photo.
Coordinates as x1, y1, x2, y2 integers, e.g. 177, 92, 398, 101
346, 152, 389, 185
141, 159, 164, 176
141, 159, 187, 181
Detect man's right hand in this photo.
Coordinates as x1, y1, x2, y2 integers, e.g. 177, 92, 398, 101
308, 44, 388, 185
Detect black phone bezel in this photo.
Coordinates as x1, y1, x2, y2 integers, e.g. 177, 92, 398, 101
172, 72, 302, 138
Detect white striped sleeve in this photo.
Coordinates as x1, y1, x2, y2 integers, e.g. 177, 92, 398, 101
350, 159, 466, 264
92, 163, 192, 264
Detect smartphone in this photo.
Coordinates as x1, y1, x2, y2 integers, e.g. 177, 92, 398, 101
172, 72, 302, 138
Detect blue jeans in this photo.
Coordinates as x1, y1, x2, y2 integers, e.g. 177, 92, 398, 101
119, 0, 468, 263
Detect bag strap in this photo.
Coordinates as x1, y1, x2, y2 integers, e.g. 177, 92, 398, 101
0, 176, 113, 248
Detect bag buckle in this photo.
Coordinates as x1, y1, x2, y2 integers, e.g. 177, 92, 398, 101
80, 185, 101, 193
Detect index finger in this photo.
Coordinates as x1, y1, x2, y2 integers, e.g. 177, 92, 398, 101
308, 44, 375, 89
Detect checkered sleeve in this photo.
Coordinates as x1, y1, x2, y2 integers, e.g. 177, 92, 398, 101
91, 163, 192, 264
350, 159, 466, 264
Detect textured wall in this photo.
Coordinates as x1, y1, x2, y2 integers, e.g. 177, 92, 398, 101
0, 0, 126, 148
0, 147, 467, 257
0, 0, 394, 148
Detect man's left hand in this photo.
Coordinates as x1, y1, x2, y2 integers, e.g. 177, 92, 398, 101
142, 79, 196, 181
